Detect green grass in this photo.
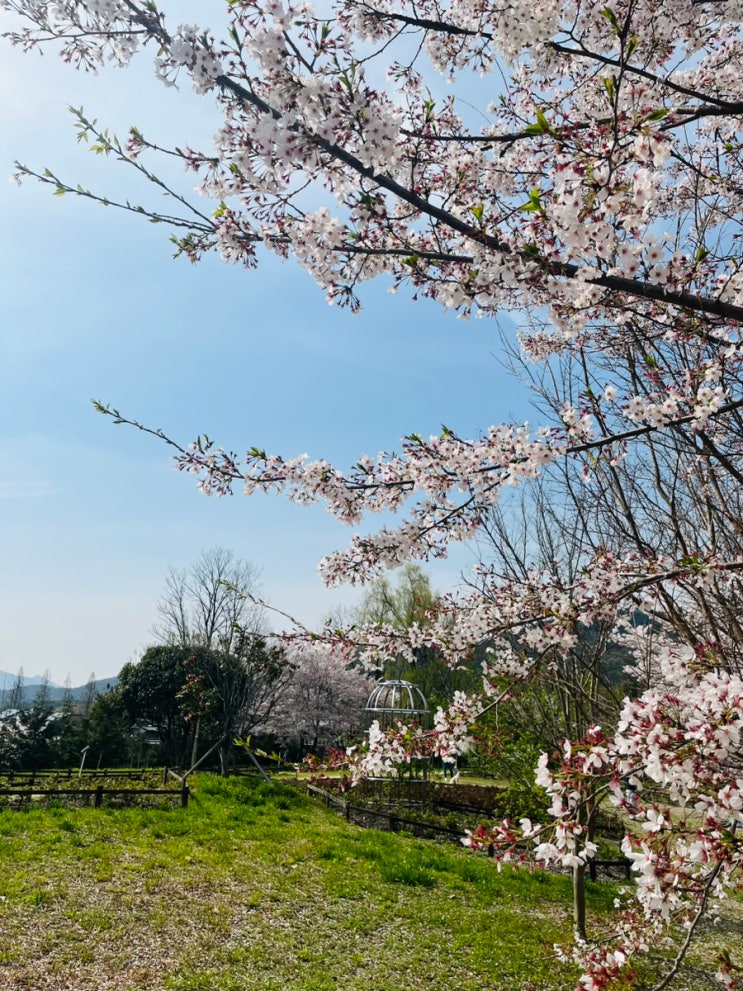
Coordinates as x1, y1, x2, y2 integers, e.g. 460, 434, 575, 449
0, 775, 728, 990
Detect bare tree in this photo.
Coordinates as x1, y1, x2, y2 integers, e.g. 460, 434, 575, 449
499, 324, 743, 677
476, 485, 635, 939
476, 482, 630, 751
154, 547, 264, 653
6, 668, 24, 711
198, 633, 294, 776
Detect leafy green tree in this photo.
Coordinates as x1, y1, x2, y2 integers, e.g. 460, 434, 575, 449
3, 676, 59, 771
82, 691, 135, 768
118, 637, 291, 774
357, 565, 478, 708
356, 564, 438, 631
117, 645, 213, 767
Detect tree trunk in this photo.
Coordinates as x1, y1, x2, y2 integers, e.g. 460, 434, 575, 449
572, 796, 597, 940
218, 738, 233, 777
190, 716, 200, 768
573, 863, 587, 940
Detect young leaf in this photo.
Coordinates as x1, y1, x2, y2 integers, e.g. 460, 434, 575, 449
599, 7, 621, 34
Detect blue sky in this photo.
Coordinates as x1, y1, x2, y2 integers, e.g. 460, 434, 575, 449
0, 14, 528, 686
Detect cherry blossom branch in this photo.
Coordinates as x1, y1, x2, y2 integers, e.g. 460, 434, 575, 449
11, 5, 743, 326
549, 41, 738, 111
651, 859, 725, 991
212, 72, 743, 325
93, 393, 743, 495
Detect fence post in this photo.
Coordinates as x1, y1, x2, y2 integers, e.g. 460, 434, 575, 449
163, 766, 168, 785
181, 784, 189, 808
94, 785, 103, 808
589, 860, 597, 882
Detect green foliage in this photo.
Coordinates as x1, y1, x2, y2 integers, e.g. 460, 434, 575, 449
118, 646, 193, 720
0, 680, 146, 775
119, 631, 290, 774
118, 644, 214, 766
356, 563, 438, 631
492, 778, 550, 824
355, 564, 479, 707
377, 850, 438, 887
0, 681, 60, 771
83, 692, 133, 767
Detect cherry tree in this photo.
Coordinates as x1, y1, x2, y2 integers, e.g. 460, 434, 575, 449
261, 643, 369, 754
4, 0, 743, 987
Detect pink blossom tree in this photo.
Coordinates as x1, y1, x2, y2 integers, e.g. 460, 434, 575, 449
4, 0, 743, 986
261, 643, 370, 754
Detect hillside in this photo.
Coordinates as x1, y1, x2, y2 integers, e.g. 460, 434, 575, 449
0, 775, 731, 991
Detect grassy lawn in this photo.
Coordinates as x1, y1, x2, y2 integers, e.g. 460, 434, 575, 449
0, 775, 732, 990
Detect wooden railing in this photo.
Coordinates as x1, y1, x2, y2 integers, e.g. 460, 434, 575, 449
0, 769, 189, 810
1, 768, 149, 785
303, 783, 632, 880
305, 783, 477, 843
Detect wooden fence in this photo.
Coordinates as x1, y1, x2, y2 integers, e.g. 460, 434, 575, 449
306, 783, 486, 844
0, 768, 189, 810
303, 783, 632, 880
1, 768, 149, 785
0, 784, 189, 810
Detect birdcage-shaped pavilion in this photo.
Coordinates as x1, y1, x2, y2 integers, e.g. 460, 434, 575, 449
363, 679, 431, 730
363, 679, 431, 781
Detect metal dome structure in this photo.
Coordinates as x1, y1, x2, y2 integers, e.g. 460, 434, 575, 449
363, 679, 431, 730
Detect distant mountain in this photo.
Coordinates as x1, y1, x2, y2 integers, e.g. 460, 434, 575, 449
0, 674, 118, 708
0, 671, 59, 689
